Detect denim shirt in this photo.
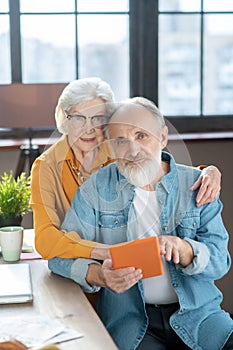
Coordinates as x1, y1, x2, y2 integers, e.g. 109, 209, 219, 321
49, 152, 233, 350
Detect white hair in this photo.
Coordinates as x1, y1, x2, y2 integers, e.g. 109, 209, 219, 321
118, 97, 165, 130
106, 96, 166, 139
55, 77, 115, 134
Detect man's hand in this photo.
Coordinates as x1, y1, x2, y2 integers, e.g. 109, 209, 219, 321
191, 165, 221, 207
159, 235, 194, 267
86, 259, 142, 294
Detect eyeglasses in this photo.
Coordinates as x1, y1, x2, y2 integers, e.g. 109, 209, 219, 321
65, 112, 109, 128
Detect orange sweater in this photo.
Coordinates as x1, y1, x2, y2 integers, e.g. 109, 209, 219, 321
30, 135, 113, 260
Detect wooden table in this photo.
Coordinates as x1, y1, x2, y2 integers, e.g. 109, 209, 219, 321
0, 230, 118, 350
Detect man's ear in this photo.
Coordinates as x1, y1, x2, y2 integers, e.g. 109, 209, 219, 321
161, 126, 168, 149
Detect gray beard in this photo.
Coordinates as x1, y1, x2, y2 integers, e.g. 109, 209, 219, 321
117, 156, 161, 187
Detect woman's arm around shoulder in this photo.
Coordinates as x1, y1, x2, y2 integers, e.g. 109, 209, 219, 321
191, 165, 221, 207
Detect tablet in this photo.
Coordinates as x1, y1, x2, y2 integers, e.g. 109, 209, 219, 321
110, 236, 163, 279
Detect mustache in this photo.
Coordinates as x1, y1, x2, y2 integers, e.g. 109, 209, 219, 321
124, 152, 153, 162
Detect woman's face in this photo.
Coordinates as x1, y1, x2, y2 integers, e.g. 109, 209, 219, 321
66, 98, 107, 154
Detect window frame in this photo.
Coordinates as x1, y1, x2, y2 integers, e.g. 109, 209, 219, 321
6, 0, 233, 133
129, 0, 233, 133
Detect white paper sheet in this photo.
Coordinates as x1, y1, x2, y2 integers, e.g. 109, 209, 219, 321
0, 315, 83, 347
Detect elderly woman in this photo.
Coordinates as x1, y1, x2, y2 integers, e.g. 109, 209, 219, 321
30, 77, 221, 262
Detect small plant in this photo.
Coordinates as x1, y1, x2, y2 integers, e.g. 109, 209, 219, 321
0, 171, 32, 221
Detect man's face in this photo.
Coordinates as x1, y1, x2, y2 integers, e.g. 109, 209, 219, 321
108, 104, 168, 187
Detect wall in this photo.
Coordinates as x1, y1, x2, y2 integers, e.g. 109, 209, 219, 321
0, 137, 232, 312
0, 83, 65, 128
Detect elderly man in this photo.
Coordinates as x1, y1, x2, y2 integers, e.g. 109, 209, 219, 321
49, 97, 233, 350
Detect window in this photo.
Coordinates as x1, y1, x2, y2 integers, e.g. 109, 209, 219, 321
128, 0, 233, 132
1, 0, 233, 133
158, 0, 233, 117
6, 0, 129, 101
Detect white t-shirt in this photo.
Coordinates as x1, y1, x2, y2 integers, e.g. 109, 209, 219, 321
133, 187, 178, 305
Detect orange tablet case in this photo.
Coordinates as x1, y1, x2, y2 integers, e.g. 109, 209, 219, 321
110, 236, 163, 279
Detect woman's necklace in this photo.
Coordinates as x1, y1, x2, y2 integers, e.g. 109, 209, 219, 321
70, 146, 98, 184
71, 163, 90, 184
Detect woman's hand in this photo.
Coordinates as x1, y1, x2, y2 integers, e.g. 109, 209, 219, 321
90, 243, 110, 260
191, 165, 221, 207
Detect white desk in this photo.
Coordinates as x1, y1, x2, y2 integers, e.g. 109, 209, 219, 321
0, 230, 118, 350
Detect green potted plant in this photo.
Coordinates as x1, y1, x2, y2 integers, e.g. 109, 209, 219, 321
0, 171, 32, 227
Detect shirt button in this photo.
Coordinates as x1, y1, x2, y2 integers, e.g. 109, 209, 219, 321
160, 199, 164, 204
114, 220, 119, 225
193, 222, 197, 227
172, 282, 178, 287
163, 226, 168, 231
173, 324, 179, 330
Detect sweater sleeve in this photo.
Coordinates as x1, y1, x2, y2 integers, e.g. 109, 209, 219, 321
30, 157, 96, 260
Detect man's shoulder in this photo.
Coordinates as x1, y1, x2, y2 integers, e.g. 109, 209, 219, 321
162, 151, 201, 176
163, 151, 201, 185
175, 163, 201, 188
176, 163, 202, 176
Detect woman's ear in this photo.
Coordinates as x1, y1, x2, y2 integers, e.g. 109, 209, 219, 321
161, 126, 168, 149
